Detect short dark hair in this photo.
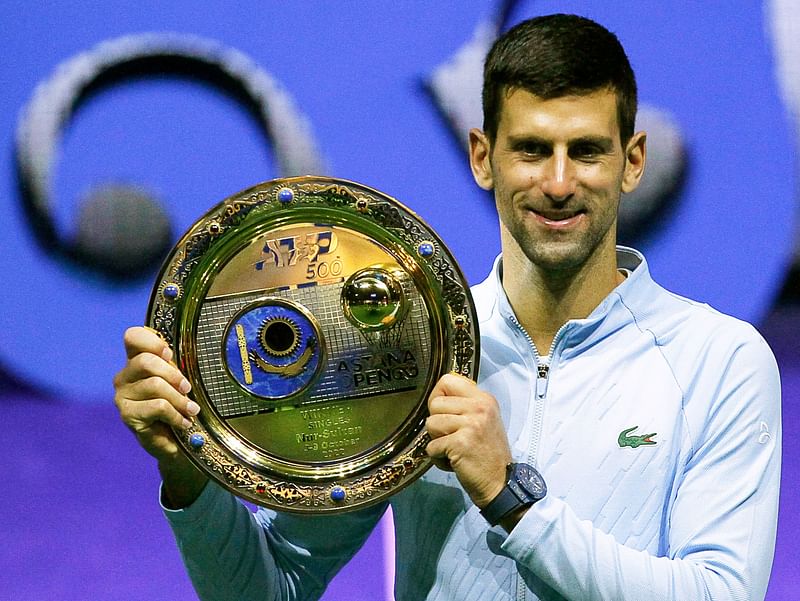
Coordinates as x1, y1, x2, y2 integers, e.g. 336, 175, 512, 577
482, 14, 637, 143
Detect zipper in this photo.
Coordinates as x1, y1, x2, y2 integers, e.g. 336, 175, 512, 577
509, 314, 568, 401
536, 363, 549, 399
507, 314, 568, 601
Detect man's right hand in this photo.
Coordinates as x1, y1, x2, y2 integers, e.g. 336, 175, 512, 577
113, 326, 208, 507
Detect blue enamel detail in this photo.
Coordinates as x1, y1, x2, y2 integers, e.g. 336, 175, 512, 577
330, 486, 346, 501
277, 187, 294, 203
417, 241, 435, 257
163, 283, 180, 299
189, 433, 205, 449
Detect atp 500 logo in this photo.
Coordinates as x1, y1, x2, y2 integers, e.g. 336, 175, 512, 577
256, 231, 341, 280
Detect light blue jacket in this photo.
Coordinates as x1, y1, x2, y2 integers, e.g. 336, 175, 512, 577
165, 247, 781, 601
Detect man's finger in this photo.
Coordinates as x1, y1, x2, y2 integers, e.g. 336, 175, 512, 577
115, 351, 190, 395
120, 396, 193, 432
426, 436, 457, 471
123, 326, 172, 362
428, 394, 479, 416
117, 376, 200, 417
428, 372, 478, 400
425, 413, 463, 438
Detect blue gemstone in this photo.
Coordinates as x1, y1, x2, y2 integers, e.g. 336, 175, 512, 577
189, 433, 205, 449
277, 188, 294, 203
418, 242, 435, 257
330, 486, 346, 502
163, 283, 180, 299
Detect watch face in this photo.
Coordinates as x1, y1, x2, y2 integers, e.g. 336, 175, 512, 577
515, 463, 547, 500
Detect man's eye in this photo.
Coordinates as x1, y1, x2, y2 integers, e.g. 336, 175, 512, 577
571, 145, 602, 159
518, 144, 549, 157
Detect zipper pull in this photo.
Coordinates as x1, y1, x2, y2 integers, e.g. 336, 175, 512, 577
536, 363, 549, 399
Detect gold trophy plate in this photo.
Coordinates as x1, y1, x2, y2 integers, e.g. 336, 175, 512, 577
147, 177, 478, 513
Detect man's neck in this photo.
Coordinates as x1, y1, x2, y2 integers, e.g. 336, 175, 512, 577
501, 243, 623, 354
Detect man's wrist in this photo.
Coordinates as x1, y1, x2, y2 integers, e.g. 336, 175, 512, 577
159, 456, 209, 509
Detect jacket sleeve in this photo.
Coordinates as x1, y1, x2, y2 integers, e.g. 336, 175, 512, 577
163, 482, 387, 601
501, 332, 781, 601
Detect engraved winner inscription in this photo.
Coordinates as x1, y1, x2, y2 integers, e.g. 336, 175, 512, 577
296, 405, 363, 458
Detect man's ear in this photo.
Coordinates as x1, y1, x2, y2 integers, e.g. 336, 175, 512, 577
621, 131, 647, 194
469, 128, 494, 191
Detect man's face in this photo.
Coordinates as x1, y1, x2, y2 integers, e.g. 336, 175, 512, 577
470, 88, 645, 274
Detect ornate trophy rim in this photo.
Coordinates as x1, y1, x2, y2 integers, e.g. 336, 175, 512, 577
146, 176, 479, 513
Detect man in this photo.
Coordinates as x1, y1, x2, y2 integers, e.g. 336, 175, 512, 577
114, 14, 781, 600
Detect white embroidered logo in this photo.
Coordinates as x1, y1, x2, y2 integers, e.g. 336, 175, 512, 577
758, 421, 772, 444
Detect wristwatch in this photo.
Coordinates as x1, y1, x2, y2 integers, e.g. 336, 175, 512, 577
480, 462, 547, 526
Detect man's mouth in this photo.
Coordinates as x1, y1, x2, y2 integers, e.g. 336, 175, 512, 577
530, 209, 585, 229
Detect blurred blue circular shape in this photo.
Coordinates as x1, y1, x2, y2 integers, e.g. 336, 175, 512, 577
2, 31, 326, 402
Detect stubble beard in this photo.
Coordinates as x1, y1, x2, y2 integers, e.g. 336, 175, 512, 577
502, 204, 619, 277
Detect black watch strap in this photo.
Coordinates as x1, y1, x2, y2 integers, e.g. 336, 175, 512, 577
480, 463, 546, 527
481, 487, 522, 526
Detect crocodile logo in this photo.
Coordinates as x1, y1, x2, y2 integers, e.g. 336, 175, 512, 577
618, 426, 657, 449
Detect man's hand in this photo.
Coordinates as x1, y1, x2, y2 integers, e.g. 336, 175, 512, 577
425, 373, 513, 509
113, 326, 207, 507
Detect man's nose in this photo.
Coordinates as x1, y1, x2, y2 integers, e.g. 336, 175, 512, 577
540, 152, 576, 202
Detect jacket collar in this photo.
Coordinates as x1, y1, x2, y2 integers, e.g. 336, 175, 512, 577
476, 246, 651, 356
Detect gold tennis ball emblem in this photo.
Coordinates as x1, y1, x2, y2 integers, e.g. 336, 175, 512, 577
341, 267, 407, 331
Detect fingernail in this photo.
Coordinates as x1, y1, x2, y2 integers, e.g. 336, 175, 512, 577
162, 347, 173, 362
179, 378, 191, 394
186, 400, 201, 416
181, 417, 192, 429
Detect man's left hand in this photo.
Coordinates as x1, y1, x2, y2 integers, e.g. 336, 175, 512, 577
425, 373, 513, 509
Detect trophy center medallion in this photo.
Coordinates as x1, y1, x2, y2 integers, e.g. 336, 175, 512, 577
223, 299, 323, 400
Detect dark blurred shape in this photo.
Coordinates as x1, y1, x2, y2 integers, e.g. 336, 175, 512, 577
617, 106, 687, 244
0, 359, 40, 397
74, 184, 172, 278
776, 259, 800, 305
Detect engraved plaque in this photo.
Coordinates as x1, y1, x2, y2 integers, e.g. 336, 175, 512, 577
147, 177, 478, 513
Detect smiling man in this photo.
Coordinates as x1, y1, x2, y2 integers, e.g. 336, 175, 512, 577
114, 14, 781, 601
470, 88, 643, 351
